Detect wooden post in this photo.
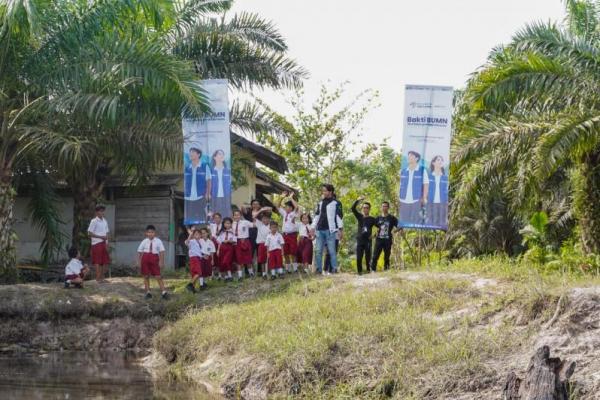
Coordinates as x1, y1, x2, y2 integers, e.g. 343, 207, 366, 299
503, 346, 575, 400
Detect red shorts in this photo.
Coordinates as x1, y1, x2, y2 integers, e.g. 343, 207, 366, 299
257, 243, 268, 264
283, 233, 298, 257
219, 243, 235, 272
234, 238, 253, 265
268, 249, 283, 270
297, 236, 313, 264
65, 272, 84, 280
91, 242, 110, 265
190, 256, 202, 276
141, 253, 160, 276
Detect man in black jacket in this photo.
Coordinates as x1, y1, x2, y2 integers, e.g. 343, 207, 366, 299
352, 196, 376, 275
371, 201, 399, 271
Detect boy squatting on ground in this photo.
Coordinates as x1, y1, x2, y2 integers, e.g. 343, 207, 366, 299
64, 247, 90, 288
137, 225, 169, 300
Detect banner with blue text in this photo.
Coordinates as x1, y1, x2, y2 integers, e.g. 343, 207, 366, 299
398, 84, 453, 230
183, 79, 231, 225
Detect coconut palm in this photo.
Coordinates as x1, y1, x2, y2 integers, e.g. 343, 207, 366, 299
0, 0, 211, 282
454, 0, 600, 253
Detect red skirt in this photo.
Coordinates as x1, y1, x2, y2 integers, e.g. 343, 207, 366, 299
91, 242, 110, 265
190, 256, 202, 276
141, 253, 160, 276
283, 233, 298, 257
234, 238, 253, 264
268, 249, 283, 270
257, 243, 268, 264
219, 243, 235, 272
296, 236, 313, 264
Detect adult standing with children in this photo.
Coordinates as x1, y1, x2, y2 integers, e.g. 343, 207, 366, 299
311, 184, 344, 274
352, 196, 376, 275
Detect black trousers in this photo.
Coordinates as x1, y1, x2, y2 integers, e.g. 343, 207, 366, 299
372, 239, 392, 271
356, 240, 372, 274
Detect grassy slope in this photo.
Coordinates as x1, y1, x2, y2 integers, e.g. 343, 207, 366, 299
153, 258, 600, 399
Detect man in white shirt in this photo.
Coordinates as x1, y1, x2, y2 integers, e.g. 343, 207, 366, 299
399, 151, 430, 225
88, 205, 110, 283
137, 225, 168, 300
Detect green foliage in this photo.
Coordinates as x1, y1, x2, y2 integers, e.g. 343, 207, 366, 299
452, 0, 600, 254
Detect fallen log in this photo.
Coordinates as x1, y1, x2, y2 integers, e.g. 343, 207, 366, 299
503, 346, 575, 400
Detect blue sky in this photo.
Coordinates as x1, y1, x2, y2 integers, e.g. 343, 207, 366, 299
232, 0, 565, 150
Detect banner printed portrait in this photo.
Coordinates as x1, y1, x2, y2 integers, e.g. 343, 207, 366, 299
398, 85, 453, 230
183, 79, 232, 226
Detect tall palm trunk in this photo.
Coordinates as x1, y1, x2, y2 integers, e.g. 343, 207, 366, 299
574, 149, 600, 253
69, 167, 108, 254
0, 168, 17, 283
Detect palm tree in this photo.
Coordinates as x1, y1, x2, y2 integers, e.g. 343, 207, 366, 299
454, 0, 600, 253
0, 0, 210, 282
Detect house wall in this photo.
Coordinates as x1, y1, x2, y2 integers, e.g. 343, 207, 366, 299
232, 164, 256, 207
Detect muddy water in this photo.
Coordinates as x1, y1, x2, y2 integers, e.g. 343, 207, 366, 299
0, 351, 218, 400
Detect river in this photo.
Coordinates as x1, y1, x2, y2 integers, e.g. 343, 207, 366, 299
0, 351, 218, 399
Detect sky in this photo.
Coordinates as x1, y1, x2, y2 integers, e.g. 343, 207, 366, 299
231, 0, 566, 151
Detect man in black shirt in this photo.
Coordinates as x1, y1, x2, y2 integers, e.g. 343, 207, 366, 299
371, 201, 399, 271
352, 196, 376, 275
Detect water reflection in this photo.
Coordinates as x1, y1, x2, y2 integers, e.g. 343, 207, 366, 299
0, 351, 219, 400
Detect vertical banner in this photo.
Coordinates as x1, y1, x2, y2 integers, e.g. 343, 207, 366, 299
183, 79, 232, 225
398, 84, 453, 230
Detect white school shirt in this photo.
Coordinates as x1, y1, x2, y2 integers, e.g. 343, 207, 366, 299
265, 232, 285, 252
65, 258, 84, 276
217, 230, 237, 244
278, 208, 298, 234
209, 222, 222, 238
433, 174, 441, 204
255, 221, 270, 244
214, 166, 225, 198
88, 217, 109, 245
402, 166, 430, 204
298, 223, 311, 238
186, 163, 212, 201
232, 219, 252, 239
137, 238, 165, 254
189, 239, 216, 257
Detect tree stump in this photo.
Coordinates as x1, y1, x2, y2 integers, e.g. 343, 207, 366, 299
503, 346, 576, 400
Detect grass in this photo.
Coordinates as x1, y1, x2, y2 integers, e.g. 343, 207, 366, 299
152, 266, 556, 399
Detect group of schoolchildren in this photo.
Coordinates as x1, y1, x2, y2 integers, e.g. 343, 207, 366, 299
183, 191, 315, 293
63, 192, 318, 299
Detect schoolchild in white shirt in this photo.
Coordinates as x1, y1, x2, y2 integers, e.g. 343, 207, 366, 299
296, 213, 314, 273
232, 209, 254, 279
278, 191, 300, 273
64, 247, 90, 289
186, 227, 215, 292
137, 225, 168, 300
209, 212, 222, 278
265, 221, 285, 279
88, 205, 110, 283
255, 212, 272, 279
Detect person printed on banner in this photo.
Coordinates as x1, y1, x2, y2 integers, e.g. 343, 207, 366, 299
186, 227, 215, 293
184, 147, 212, 224
232, 209, 255, 280
352, 196, 377, 275
265, 221, 285, 279
399, 150, 429, 225
255, 212, 272, 279
64, 247, 90, 289
88, 205, 110, 283
371, 201, 400, 271
278, 191, 300, 273
209, 149, 231, 218
311, 186, 344, 274
137, 225, 168, 300
216, 217, 237, 282
209, 212, 223, 278
296, 213, 314, 273
427, 155, 449, 229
